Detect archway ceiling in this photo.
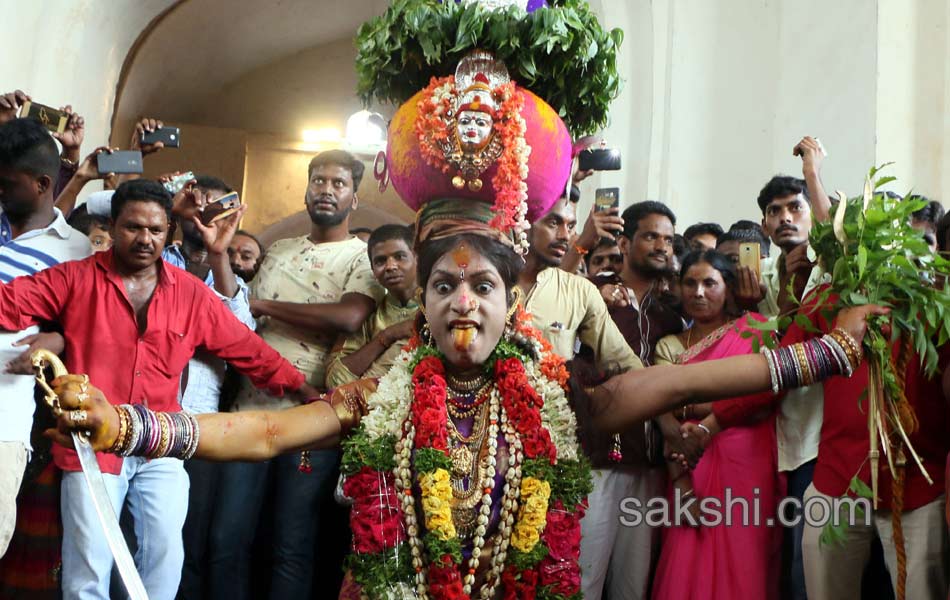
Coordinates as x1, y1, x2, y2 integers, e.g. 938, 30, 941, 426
116, 0, 390, 129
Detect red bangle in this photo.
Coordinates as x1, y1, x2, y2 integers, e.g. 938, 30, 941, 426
574, 244, 590, 256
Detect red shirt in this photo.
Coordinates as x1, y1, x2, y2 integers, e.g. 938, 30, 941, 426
0, 250, 305, 474
784, 289, 949, 510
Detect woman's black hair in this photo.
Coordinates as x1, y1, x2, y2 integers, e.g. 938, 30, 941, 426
416, 234, 522, 298
679, 249, 738, 290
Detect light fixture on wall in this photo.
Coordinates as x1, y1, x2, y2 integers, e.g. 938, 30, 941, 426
344, 110, 387, 157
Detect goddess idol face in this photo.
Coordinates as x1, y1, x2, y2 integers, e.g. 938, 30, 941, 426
456, 109, 493, 152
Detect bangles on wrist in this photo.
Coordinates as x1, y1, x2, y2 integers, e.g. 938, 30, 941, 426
110, 404, 200, 460
762, 328, 863, 395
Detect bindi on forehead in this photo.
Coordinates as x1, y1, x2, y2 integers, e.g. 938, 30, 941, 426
452, 244, 471, 280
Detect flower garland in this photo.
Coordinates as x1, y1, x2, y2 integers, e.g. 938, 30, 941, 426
415, 76, 531, 255
339, 336, 592, 600
416, 77, 455, 175
488, 81, 530, 253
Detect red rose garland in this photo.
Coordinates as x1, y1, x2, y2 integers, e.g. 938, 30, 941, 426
428, 560, 467, 599
502, 565, 539, 600
495, 358, 557, 463
412, 355, 450, 451
343, 467, 406, 554
538, 500, 585, 595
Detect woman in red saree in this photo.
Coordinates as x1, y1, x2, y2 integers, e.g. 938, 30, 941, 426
652, 250, 784, 600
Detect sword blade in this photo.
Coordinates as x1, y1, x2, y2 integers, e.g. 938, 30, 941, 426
73, 433, 149, 600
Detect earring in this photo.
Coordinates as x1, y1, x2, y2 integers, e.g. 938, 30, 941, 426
506, 287, 523, 322
420, 320, 433, 347
503, 287, 524, 341
415, 289, 428, 322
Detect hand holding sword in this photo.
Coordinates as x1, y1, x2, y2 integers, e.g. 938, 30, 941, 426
32, 349, 148, 600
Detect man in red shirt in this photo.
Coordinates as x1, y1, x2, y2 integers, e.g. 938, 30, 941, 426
0, 178, 316, 599
785, 290, 950, 599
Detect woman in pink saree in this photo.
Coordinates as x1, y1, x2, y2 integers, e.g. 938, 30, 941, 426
652, 250, 784, 600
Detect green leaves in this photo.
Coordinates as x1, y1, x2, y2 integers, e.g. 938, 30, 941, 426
354, 0, 624, 137
810, 164, 950, 379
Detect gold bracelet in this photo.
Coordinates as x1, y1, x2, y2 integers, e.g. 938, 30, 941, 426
109, 405, 130, 455
794, 343, 813, 386
153, 412, 171, 459
830, 328, 862, 368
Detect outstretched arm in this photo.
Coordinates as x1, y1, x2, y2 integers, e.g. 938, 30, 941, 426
589, 355, 772, 433
590, 304, 886, 432
191, 403, 342, 460
45, 376, 371, 461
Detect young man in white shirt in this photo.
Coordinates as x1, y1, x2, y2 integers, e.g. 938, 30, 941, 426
0, 118, 92, 557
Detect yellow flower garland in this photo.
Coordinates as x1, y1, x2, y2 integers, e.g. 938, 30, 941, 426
510, 476, 551, 553
420, 468, 457, 541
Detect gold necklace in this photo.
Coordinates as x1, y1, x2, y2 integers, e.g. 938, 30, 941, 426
447, 371, 489, 393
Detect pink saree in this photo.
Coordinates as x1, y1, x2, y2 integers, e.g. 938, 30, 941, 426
652, 317, 785, 600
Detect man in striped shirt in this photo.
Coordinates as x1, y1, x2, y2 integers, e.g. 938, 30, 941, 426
0, 118, 91, 557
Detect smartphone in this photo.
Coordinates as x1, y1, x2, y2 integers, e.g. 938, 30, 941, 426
163, 171, 195, 195
738, 242, 761, 279
578, 148, 621, 171
594, 187, 620, 213
97, 151, 143, 175
199, 191, 241, 226
19, 101, 68, 134
141, 126, 180, 148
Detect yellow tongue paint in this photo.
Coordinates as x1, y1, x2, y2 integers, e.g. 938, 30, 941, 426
453, 327, 476, 351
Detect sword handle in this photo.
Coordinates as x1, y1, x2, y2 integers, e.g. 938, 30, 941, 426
32, 348, 69, 415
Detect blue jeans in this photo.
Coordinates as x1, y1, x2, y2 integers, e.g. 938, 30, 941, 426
61, 456, 189, 600
786, 459, 816, 600
207, 450, 340, 600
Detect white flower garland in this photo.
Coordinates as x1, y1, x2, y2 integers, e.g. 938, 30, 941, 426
360, 349, 415, 439
525, 360, 580, 462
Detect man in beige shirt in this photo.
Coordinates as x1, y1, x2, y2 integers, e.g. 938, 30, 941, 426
520, 196, 663, 600
517, 195, 639, 372
214, 150, 384, 599
326, 224, 419, 387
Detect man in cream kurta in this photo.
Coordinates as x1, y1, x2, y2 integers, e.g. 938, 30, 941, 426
235, 235, 383, 407
210, 150, 384, 599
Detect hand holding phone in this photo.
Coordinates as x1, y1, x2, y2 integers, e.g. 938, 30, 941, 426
579, 148, 621, 171
594, 187, 620, 213
192, 197, 246, 256
0, 90, 30, 124
96, 151, 143, 175
575, 188, 624, 251
738, 242, 761, 280
141, 126, 180, 149
163, 171, 196, 195
19, 101, 68, 134
199, 191, 242, 226
133, 118, 168, 155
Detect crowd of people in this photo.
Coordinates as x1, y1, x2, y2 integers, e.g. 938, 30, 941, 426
0, 81, 947, 600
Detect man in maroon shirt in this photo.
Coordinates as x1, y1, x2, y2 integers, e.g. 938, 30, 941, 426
0, 179, 316, 599
785, 289, 950, 599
